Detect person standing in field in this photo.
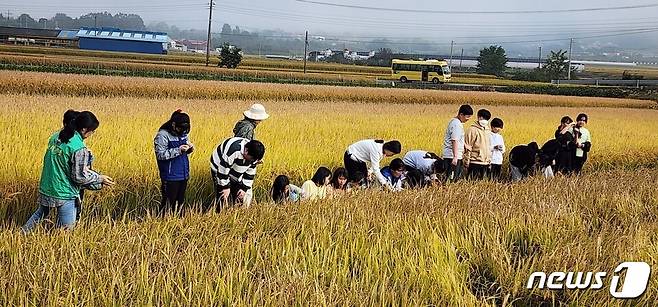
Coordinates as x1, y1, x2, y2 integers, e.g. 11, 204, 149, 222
23, 111, 115, 233
301, 167, 332, 200
463, 109, 492, 180
554, 116, 576, 175
233, 103, 269, 140
271, 175, 304, 203
442, 104, 473, 182
344, 139, 402, 189
154, 110, 194, 214
572, 113, 592, 174
402, 150, 444, 188
380, 158, 406, 192
210, 137, 265, 212
489, 118, 506, 180
62, 110, 103, 221
509, 142, 539, 182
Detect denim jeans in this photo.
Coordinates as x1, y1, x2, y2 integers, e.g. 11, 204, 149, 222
22, 197, 77, 233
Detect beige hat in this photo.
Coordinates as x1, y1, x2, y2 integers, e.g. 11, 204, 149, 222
243, 103, 269, 121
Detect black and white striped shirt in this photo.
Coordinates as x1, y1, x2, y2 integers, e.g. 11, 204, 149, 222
210, 137, 258, 191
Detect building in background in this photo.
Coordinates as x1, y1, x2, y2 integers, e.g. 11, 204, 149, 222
76, 27, 169, 54
0, 26, 77, 47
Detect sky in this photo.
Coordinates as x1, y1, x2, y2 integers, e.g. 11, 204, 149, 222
4, 0, 658, 52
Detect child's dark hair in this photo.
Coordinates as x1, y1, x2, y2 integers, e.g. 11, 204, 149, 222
330, 167, 348, 190
63, 109, 80, 127
311, 167, 332, 186
458, 104, 474, 116
245, 140, 265, 161
390, 158, 406, 172
58, 111, 99, 143
560, 116, 573, 125
382, 140, 402, 154
350, 171, 365, 183
432, 160, 445, 174
577, 113, 588, 123
491, 118, 504, 129
160, 110, 191, 134
271, 175, 290, 203
477, 109, 492, 120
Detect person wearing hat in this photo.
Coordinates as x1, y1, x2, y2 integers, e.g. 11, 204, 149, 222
154, 110, 194, 214
572, 113, 592, 174
233, 103, 269, 140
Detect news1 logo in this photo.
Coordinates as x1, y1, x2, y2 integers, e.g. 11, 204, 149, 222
527, 262, 651, 299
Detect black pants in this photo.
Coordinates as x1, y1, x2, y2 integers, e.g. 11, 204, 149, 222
210, 182, 244, 213
344, 151, 368, 185
443, 158, 463, 182
405, 166, 426, 188
161, 180, 188, 214
573, 156, 587, 174
489, 164, 502, 181
556, 151, 573, 175
467, 164, 489, 180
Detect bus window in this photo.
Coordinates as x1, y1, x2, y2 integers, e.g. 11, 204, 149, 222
442, 65, 451, 75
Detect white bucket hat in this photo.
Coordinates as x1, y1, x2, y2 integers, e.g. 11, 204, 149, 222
243, 103, 270, 121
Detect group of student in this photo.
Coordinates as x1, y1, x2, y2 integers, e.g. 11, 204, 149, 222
21, 103, 592, 232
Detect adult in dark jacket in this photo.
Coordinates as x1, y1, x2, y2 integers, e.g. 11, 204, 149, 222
509, 142, 539, 182
554, 116, 576, 175
233, 103, 269, 140
154, 110, 194, 214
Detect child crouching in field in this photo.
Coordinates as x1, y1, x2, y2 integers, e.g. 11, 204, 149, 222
380, 158, 406, 192
271, 175, 304, 203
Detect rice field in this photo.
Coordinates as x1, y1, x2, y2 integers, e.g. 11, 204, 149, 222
1, 70, 658, 305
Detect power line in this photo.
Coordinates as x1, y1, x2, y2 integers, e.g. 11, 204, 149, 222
213, 28, 658, 47
296, 0, 658, 14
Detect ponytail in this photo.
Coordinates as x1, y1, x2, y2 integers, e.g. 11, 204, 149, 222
374, 139, 384, 144
58, 111, 99, 143
159, 109, 190, 134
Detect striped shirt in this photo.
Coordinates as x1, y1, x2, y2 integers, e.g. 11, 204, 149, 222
210, 137, 259, 192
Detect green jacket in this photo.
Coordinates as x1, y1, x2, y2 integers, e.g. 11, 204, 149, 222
39, 132, 86, 200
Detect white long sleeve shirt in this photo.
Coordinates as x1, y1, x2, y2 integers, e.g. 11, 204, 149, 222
489, 133, 506, 165
347, 139, 388, 186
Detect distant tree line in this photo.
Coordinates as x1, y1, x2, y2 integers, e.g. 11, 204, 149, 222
0, 12, 145, 31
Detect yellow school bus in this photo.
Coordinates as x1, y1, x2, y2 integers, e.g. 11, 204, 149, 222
391, 59, 451, 84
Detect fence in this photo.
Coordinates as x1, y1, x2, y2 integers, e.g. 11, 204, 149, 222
552, 79, 658, 87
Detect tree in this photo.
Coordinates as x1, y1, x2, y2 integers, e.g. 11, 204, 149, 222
477, 45, 508, 76
221, 24, 232, 35
366, 48, 394, 67
542, 50, 569, 80
218, 42, 242, 68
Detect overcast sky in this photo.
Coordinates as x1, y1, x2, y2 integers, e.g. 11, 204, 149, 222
5, 0, 658, 45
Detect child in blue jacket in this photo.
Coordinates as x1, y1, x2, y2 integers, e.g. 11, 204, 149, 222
154, 110, 194, 214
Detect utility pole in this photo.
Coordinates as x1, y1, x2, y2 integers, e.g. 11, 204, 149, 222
538, 46, 542, 69
303, 31, 308, 74
459, 48, 464, 71
448, 40, 454, 68
94, 15, 97, 28
567, 38, 573, 80
205, 0, 214, 67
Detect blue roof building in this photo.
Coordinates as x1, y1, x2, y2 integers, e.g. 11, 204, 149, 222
76, 27, 169, 54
